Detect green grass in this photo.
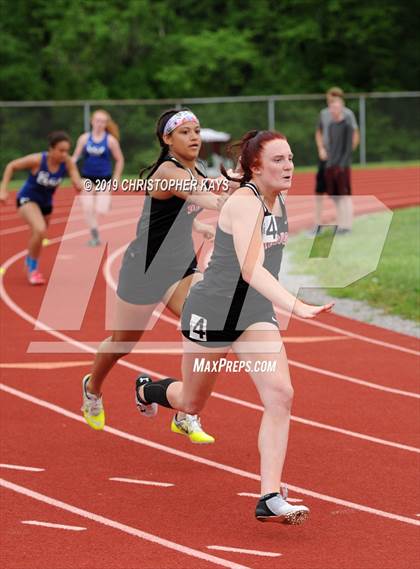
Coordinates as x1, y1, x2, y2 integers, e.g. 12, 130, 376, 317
287, 206, 420, 322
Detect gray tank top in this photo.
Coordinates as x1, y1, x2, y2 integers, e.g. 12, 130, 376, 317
194, 182, 288, 308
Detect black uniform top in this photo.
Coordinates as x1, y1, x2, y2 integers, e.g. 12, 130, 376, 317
193, 182, 288, 320
132, 156, 205, 270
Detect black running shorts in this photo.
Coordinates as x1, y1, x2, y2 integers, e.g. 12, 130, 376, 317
181, 287, 279, 347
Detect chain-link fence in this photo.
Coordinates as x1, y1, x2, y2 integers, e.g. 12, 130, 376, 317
0, 92, 418, 175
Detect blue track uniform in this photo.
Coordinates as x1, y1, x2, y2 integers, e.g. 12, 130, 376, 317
81, 132, 112, 182
16, 152, 67, 216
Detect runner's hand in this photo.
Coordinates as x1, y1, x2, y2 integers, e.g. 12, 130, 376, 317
318, 147, 328, 161
195, 222, 215, 241
293, 300, 334, 319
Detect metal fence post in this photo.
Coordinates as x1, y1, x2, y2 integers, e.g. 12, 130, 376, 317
268, 98, 275, 130
359, 95, 366, 164
83, 102, 91, 131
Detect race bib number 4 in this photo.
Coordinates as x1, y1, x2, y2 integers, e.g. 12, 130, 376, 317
262, 214, 278, 243
189, 314, 207, 341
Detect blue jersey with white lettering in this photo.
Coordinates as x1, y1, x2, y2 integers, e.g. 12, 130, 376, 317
17, 152, 67, 207
81, 132, 112, 178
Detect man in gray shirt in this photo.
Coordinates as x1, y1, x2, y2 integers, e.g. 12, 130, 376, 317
324, 96, 355, 232
313, 87, 359, 233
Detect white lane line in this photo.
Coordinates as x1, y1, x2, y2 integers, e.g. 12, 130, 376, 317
0, 361, 91, 370
2, 244, 416, 451
104, 258, 420, 393
27, 337, 350, 352
207, 546, 281, 558
237, 492, 302, 503
0, 463, 44, 472
21, 520, 86, 531
1, 479, 251, 569
4, 219, 417, 402
1, 243, 417, 453
1, 383, 419, 528
279, 310, 420, 357
0, 204, 136, 236
212, 392, 420, 454
104, 220, 420, 358
288, 359, 420, 399
109, 478, 174, 487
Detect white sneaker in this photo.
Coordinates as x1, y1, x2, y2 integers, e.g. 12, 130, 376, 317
255, 486, 309, 524
81, 374, 105, 430
171, 413, 215, 444
135, 375, 158, 418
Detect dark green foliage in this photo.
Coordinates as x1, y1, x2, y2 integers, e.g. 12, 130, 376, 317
1, 0, 418, 100
0, 0, 418, 172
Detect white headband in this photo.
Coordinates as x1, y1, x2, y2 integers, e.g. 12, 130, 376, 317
163, 111, 199, 136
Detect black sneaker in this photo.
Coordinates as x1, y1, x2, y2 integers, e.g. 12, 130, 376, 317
256, 490, 309, 525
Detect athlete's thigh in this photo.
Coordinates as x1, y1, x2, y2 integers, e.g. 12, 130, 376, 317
18, 202, 47, 232
164, 272, 202, 316
95, 192, 112, 214
181, 337, 228, 408
108, 328, 148, 354
232, 323, 291, 404
80, 183, 95, 212
112, 294, 158, 332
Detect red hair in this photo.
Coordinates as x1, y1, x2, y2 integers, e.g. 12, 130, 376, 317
222, 130, 287, 184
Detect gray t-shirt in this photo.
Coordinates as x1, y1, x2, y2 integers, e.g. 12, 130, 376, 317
326, 119, 354, 168
318, 106, 358, 149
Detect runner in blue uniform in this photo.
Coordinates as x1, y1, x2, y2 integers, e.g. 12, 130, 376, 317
81, 108, 228, 443
0, 131, 82, 284
72, 109, 124, 246
135, 130, 333, 524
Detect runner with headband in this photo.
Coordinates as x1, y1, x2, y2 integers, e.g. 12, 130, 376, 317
135, 130, 333, 523
81, 108, 228, 443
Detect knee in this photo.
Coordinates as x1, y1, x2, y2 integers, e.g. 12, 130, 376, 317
265, 384, 294, 414
99, 335, 132, 360
33, 226, 46, 239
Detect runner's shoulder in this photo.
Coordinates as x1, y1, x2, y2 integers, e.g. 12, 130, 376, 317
153, 160, 190, 181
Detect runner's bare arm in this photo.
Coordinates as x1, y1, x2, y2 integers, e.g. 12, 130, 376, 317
65, 157, 83, 192
0, 154, 42, 203
72, 133, 89, 164
152, 162, 221, 210
108, 135, 124, 184
228, 191, 333, 318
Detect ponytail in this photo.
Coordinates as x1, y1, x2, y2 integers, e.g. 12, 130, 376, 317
139, 145, 169, 178
221, 130, 287, 185
106, 118, 120, 140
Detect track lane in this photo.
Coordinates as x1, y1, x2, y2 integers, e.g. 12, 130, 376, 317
1, 386, 419, 569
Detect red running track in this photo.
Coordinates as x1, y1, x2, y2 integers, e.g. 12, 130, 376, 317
0, 166, 419, 569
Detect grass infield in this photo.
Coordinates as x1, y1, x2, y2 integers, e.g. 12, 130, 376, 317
288, 206, 420, 322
